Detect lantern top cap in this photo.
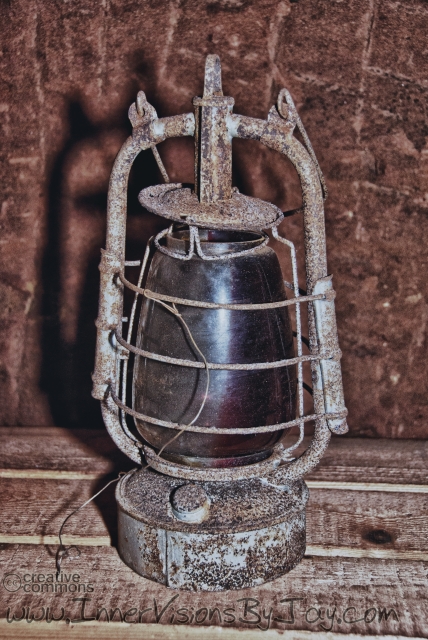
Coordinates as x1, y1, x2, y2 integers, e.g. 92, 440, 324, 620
138, 55, 283, 231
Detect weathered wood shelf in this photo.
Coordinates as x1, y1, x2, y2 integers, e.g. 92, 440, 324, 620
0, 427, 427, 638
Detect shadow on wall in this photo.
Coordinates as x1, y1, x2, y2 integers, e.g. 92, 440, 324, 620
39, 98, 167, 429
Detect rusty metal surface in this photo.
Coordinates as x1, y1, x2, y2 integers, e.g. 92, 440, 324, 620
165, 518, 305, 591
245, 98, 346, 442
118, 512, 167, 586
171, 484, 208, 512
138, 183, 283, 231
118, 508, 306, 592
116, 466, 307, 591
117, 467, 308, 534
194, 55, 233, 203
92, 100, 195, 464
142, 443, 283, 482
313, 276, 348, 435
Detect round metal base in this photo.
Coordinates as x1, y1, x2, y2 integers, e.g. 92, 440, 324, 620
116, 467, 308, 591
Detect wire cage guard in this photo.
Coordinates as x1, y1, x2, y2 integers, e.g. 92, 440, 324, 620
92, 55, 348, 484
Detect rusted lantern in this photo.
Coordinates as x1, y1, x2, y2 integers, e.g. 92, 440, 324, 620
92, 55, 348, 591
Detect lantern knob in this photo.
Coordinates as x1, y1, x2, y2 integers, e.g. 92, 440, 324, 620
170, 484, 210, 523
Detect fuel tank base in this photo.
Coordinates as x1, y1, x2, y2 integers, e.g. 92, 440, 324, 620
116, 467, 308, 591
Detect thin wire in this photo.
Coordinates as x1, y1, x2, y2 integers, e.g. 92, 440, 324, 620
193, 226, 270, 261
117, 276, 325, 310
120, 239, 153, 443
155, 225, 196, 260
114, 330, 323, 371
151, 145, 170, 183
56, 472, 127, 577
109, 392, 327, 434
151, 300, 210, 458
272, 226, 305, 455
277, 88, 328, 200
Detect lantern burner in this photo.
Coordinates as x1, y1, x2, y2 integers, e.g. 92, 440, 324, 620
92, 54, 348, 590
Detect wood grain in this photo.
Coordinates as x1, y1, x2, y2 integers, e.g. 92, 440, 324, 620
0, 545, 426, 637
2, 470, 428, 493
0, 619, 424, 640
304, 437, 428, 485
0, 428, 131, 474
0, 470, 103, 480
0, 477, 427, 560
307, 481, 428, 493
306, 488, 428, 553
1, 428, 426, 484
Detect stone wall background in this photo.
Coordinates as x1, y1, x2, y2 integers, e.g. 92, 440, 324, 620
0, 0, 426, 437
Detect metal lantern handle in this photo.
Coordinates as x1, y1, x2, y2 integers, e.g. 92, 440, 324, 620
92, 88, 347, 479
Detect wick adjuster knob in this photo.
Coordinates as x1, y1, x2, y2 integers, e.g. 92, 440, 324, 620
170, 484, 210, 523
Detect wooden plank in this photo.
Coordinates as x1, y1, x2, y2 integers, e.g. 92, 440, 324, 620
305, 547, 428, 561
304, 437, 428, 485
0, 545, 426, 637
0, 427, 426, 637
1, 538, 426, 562
307, 481, 428, 494
1, 428, 427, 485
0, 478, 115, 540
2, 469, 428, 493
306, 488, 428, 553
0, 536, 111, 546
0, 470, 102, 480
0, 620, 424, 640
0, 478, 427, 559
0, 427, 131, 474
